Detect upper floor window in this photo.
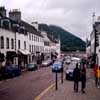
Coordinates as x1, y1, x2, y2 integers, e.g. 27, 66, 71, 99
34, 35, 35, 41
6, 38, 9, 49
32, 35, 33, 41
18, 40, 20, 49
11, 39, 14, 49
29, 34, 31, 40
0, 36, 4, 49
32, 45, 33, 53
24, 41, 26, 50
29, 45, 31, 52
3, 20, 10, 29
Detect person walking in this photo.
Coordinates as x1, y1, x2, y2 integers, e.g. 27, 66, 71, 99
94, 64, 98, 86
73, 63, 80, 92
97, 67, 100, 88
80, 65, 86, 93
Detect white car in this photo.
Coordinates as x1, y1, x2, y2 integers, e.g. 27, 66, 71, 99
71, 57, 80, 65
42, 59, 53, 67
65, 58, 71, 64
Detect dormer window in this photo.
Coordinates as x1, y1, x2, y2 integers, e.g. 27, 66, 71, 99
3, 19, 10, 29
12, 24, 19, 32
18, 26, 26, 34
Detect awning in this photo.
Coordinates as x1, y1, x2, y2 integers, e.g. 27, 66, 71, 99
18, 49, 30, 55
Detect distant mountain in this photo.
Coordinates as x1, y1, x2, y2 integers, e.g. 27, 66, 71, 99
39, 24, 86, 52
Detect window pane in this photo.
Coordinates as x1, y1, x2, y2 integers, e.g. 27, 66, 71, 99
1, 36, 4, 49
6, 38, 9, 49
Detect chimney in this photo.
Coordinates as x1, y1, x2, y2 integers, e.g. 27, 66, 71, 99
9, 9, 21, 22
0, 6, 6, 17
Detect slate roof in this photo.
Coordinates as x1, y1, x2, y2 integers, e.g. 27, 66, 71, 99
47, 33, 58, 43
0, 15, 42, 37
20, 20, 42, 37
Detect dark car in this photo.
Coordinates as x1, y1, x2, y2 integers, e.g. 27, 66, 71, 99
65, 64, 76, 80
4, 64, 21, 78
27, 63, 38, 71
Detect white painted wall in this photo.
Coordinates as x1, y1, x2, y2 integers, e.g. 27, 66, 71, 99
0, 28, 15, 56
28, 33, 44, 53
16, 32, 28, 51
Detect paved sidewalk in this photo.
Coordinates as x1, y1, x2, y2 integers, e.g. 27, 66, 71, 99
40, 69, 100, 100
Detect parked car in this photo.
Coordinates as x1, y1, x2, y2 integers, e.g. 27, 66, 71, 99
71, 57, 80, 65
3, 64, 21, 78
41, 59, 53, 67
27, 63, 38, 71
65, 64, 76, 80
64, 56, 71, 64
65, 58, 71, 64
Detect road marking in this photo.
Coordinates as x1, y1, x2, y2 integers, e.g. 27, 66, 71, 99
34, 83, 55, 100
34, 75, 65, 100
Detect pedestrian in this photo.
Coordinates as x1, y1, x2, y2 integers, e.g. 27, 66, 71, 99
73, 63, 80, 92
94, 64, 98, 86
97, 67, 100, 88
80, 65, 86, 93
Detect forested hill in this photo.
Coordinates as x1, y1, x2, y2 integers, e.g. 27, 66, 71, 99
39, 24, 86, 52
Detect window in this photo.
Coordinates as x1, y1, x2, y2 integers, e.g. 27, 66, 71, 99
32, 45, 33, 53
38, 37, 39, 42
32, 35, 33, 41
3, 20, 9, 29
34, 35, 35, 41
18, 40, 20, 49
29, 34, 31, 40
29, 45, 31, 52
1, 36, 4, 49
6, 38, 9, 49
36, 36, 37, 41
11, 39, 14, 49
24, 41, 26, 50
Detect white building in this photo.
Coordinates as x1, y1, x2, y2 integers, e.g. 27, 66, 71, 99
0, 6, 61, 65
90, 17, 100, 67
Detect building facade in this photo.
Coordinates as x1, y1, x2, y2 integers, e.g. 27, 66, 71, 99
0, 6, 61, 66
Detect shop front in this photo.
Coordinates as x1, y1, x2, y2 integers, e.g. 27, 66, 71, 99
18, 49, 30, 69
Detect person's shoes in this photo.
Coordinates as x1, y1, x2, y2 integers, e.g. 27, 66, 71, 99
82, 90, 85, 93
76, 90, 78, 92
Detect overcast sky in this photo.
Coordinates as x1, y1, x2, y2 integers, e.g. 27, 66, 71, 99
1, 0, 100, 41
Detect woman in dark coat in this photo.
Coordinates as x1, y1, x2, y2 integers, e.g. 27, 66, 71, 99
73, 63, 80, 92
80, 65, 86, 93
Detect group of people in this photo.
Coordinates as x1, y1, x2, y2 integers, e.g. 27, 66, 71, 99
94, 64, 100, 88
73, 63, 86, 93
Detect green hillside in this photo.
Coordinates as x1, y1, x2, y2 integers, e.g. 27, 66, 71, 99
39, 24, 86, 52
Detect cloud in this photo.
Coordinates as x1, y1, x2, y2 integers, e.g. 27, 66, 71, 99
1, 0, 100, 41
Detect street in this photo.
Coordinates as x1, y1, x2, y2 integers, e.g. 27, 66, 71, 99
0, 60, 100, 100
0, 66, 59, 100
